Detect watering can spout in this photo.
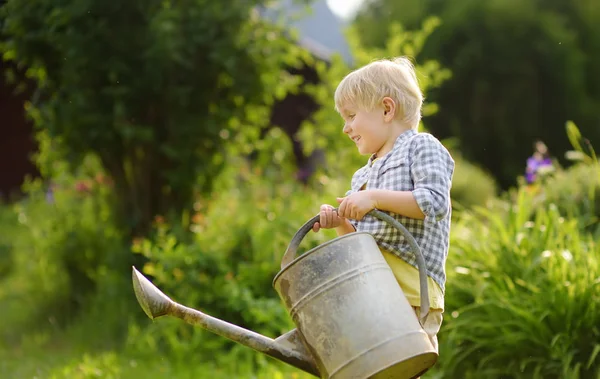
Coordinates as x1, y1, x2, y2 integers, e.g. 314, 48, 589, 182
132, 267, 320, 377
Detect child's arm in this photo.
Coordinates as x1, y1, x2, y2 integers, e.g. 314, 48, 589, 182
335, 219, 356, 236
407, 135, 454, 223
337, 135, 453, 222
368, 190, 425, 219
336, 190, 424, 220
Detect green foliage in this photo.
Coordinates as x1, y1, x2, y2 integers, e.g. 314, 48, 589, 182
0, 153, 128, 344
51, 352, 121, 379
540, 163, 600, 235
441, 188, 600, 378
0, 141, 323, 375
354, 0, 600, 189
536, 122, 600, 236
127, 128, 341, 372
5, 2, 599, 377
0, 203, 18, 279
449, 152, 497, 211
565, 120, 598, 164
0, 345, 312, 379
1, 0, 307, 232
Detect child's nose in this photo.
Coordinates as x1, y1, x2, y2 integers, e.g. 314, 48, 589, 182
342, 123, 351, 134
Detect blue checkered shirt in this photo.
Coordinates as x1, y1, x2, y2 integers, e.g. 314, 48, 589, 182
346, 129, 455, 291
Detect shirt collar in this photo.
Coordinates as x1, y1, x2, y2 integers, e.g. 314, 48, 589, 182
368, 129, 417, 166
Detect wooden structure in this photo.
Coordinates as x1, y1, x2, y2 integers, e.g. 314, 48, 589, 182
0, 61, 38, 201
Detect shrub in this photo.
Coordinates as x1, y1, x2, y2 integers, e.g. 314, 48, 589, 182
0, 154, 128, 344
526, 122, 600, 236
449, 151, 498, 211
1, 0, 307, 233
0, 203, 18, 279
440, 189, 600, 378
128, 129, 343, 372
540, 161, 600, 237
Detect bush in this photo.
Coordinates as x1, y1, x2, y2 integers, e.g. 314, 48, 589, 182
0, 204, 18, 279
0, 344, 312, 379
1, 0, 307, 233
128, 128, 343, 373
523, 122, 600, 236
449, 151, 497, 211
440, 188, 600, 378
0, 154, 129, 345
540, 162, 600, 236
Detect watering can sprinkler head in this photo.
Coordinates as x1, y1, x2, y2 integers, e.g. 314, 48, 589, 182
132, 266, 172, 320
131, 266, 320, 377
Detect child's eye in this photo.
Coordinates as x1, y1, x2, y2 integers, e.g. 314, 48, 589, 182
348, 114, 356, 120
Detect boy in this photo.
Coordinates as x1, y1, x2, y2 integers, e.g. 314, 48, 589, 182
312, 57, 454, 354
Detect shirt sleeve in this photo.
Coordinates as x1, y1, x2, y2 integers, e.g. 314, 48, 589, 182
410, 134, 454, 223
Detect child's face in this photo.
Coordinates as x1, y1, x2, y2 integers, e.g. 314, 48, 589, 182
340, 104, 390, 156
535, 141, 548, 155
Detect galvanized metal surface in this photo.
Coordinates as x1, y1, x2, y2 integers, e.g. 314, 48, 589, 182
281, 209, 430, 325
274, 209, 437, 379
132, 267, 320, 377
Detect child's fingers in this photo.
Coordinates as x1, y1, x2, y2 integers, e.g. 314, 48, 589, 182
326, 208, 334, 227
318, 204, 343, 228
338, 198, 348, 219
320, 208, 330, 228
312, 222, 321, 232
333, 209, 343, 220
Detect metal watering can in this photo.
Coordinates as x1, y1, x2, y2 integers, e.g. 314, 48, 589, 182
132, 209, 437, 378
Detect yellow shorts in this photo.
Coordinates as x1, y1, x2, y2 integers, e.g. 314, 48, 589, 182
381, 249, 444, 352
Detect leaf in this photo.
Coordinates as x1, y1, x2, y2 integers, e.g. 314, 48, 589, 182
587, 344, 600, 369
566, 121, 589, 161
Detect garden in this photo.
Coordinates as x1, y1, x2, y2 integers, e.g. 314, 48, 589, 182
1, 0, 599, 378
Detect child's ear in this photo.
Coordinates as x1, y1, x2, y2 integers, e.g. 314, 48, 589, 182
382, 97, 396, 121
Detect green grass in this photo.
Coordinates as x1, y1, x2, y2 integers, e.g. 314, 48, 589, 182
439, 188, 600, 378
0, 343, 445, 379
0, 342, 313, 379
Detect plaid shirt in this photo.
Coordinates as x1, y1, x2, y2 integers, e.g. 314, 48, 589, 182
346, 129, 455, 291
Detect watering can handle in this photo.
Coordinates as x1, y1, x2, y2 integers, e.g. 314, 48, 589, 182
281, 208, 430, 325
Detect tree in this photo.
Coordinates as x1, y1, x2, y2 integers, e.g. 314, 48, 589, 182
1, 0, 306, 233
355, 0, 600, 188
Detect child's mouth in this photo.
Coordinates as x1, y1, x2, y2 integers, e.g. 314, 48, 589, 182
352, 136, 361, 143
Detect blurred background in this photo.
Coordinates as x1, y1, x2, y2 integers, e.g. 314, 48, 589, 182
0, 0, 598, 378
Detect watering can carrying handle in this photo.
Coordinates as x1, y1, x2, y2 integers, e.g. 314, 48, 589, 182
281, 208, 430, 325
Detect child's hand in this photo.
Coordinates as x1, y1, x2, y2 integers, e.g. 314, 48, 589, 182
336, 191, 377, 220
312, 204, 345, 232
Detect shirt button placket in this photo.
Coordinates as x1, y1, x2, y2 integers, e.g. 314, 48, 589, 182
371, 160, 382, 189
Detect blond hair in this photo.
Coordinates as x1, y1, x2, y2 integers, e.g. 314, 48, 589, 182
334, 57, 423, 129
